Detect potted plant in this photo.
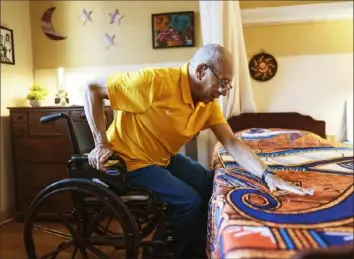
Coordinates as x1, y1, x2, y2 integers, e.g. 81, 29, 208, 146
26, 83, 48, 107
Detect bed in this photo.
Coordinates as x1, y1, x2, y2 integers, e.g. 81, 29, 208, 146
207, 112, 353, 259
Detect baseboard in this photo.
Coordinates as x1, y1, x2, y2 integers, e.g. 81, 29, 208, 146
0, 208, 15, 225
242, 1, 353, 26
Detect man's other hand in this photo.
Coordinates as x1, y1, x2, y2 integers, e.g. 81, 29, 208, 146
265, 174, 315, 196
88, 146, 113, 171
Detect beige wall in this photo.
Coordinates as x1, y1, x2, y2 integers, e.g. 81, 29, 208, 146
243, 19, 353, 57
30, 1, 201, 69
241, 18, 353, 141
239, 0, 343, 9
0, 1, 33, 216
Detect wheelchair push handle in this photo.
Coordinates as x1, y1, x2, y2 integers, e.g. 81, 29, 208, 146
40, 113, 65, 124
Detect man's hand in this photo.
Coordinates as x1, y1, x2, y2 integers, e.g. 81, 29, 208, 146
211, 123, 316, 197
83, 78, 112, 171
265, 173, 314, 196
88, 146, 113, 171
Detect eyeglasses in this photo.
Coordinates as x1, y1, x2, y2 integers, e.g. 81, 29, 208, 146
206, 64, 233, 94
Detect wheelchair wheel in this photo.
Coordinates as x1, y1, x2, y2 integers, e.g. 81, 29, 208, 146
23, 178, 140, 259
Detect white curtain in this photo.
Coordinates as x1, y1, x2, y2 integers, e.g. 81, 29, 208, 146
345, 98, 353, 142
197, 0, 257, 167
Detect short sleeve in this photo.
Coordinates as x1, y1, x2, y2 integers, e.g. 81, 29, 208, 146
203, 101, 227, 130
107, 69, 157, 112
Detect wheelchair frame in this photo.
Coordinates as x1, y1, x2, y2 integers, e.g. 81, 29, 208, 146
23, 112, 173, 259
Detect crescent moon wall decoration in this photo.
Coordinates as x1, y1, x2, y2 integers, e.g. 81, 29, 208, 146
41, 7, 67, 41
249, 51, 278, 82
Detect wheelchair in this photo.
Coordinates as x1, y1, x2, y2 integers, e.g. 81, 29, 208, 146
23, 112, 174, 259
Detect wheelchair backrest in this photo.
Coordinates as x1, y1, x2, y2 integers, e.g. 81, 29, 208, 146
71, 113, 109, 154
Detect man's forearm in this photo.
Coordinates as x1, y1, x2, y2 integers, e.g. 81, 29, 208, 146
83, 81, 110, 147
224, 138, 268, 179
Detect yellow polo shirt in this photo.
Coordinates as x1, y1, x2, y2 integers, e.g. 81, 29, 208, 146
106, 63, 227, 171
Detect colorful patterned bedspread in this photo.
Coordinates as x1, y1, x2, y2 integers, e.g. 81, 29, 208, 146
207, 128, 354, 259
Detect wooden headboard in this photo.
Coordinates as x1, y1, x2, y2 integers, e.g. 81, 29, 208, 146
227, 112, 326, 139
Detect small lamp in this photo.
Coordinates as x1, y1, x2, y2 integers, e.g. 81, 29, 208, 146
55, 67, 69, 106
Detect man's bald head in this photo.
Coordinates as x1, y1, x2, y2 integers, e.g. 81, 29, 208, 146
190, 43, 234, 74
188, 44, 235, 104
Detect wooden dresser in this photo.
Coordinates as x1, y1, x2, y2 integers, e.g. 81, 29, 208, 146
7, 106, 113, 221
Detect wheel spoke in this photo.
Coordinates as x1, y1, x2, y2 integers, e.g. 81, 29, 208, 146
40, 241, 74, 259
71, 246, 78, 259
103, 212, 114, 232
86, 245, 110, 259
78, 245, 88, 258
33, 225, 72, 240
56, 212, 77, 238
85, 206, 109, 235
95, 223, 122, 236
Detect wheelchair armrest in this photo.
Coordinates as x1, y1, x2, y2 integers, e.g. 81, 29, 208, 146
71, 154, 89, 162
70, 152, 128, 179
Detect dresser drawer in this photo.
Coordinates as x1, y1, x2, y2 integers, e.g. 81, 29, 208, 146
70, 109, 113, 124
12, 124, 28, 138
14, 138, 72, 163
17, 186, 73, 214
11, 112, 27, 123
70, 110, 86, 121
16, 163, 67, 188
28, 111, 69, 137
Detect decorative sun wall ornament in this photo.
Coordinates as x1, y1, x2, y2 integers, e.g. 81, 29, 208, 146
82, 9, 93, 25
105, 33, 115, 49
109, 9, 125, 25
248, 51, 278, 82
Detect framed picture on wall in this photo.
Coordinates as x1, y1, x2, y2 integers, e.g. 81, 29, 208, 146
0, 25, 15, 65
151, 11, 195, 49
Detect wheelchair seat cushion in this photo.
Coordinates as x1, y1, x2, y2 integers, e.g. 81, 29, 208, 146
68, 160, 128, 195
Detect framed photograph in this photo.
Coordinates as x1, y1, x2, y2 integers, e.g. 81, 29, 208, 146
0, 25, 15, 65
151, 11, 195, 49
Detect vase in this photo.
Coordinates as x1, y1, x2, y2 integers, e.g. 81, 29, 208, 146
29, 99, 41, 107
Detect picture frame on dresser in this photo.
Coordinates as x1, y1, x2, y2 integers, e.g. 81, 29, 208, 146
7, 106, 113, 220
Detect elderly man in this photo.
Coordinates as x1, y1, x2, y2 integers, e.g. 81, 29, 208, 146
83, 43, 313, 258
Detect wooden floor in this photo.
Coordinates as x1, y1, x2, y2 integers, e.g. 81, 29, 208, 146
1, 220, 33, 259
0, 219, 140, 259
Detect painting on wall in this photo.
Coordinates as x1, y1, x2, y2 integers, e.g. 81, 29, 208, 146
151, 11, 194, 49
0, 25, 15, 65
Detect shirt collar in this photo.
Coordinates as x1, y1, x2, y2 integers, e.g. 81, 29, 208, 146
180, 62, 205, 108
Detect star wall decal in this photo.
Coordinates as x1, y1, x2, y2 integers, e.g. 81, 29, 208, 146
109, 9, 125, 25
105, 33, 116, 49
82, 9, 92, 25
